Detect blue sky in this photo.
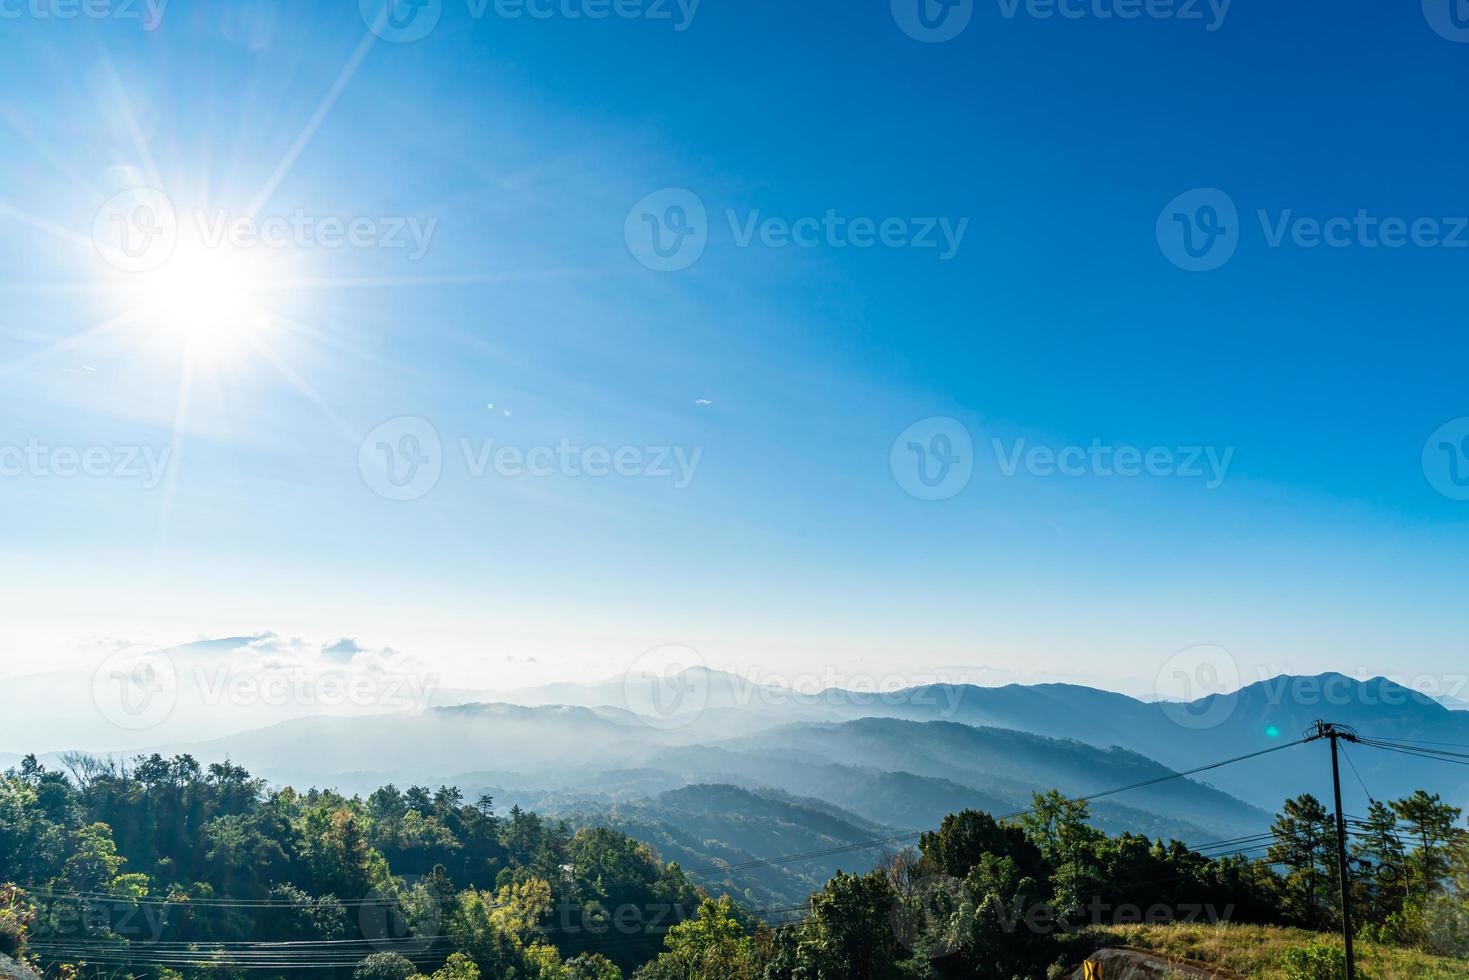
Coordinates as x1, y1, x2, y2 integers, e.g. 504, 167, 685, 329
1, 0, 1467, 698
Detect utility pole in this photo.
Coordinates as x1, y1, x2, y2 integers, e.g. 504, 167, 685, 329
1306, 721, 1359, 980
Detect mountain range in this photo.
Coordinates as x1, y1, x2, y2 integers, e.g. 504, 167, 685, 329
6, 638, 1465, 901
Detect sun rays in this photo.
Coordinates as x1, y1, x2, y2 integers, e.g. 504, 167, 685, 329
0, 29, 406, 559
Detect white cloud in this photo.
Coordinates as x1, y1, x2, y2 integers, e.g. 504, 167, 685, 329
322, 637, 367, 662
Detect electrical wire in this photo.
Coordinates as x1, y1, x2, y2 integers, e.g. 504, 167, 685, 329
1338, 743, 1374, 804
1357, 741, 1469, 767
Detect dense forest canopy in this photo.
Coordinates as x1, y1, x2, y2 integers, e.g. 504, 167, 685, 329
1, 753, 1466, 979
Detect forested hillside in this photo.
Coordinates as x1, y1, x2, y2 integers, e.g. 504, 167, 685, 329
3, 752, 1467, 979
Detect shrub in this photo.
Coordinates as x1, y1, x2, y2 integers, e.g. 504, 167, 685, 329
1281, 942, 1351, 980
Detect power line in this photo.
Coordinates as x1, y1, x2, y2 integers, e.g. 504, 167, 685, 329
1356, 736, 1469, 760
11, 885, 485, 909
1339, 743, 1374, 804
1358, 741, 1469, 767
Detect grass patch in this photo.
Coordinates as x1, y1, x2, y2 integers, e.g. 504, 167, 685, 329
1086, 922, 1469, 979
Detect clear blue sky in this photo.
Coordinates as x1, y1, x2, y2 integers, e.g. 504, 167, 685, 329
1, 0, 1466, 696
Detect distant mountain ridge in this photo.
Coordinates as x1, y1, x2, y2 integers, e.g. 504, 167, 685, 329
134, 702, 1260, 821
470, 667, 1469, 812
93, 705, 1270, 859
848, 672, 1469, 810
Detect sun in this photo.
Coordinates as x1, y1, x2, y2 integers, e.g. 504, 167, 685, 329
128, 241, 273, 360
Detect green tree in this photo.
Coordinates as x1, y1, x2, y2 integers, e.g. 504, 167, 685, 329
60, 823, 149, 898
409, 951, 480, 980
1391, 790, 1464, 900
563, 828, 696, 971
565, 952, 622, 980
301, 805, 389, 899
635, 896, 758, 980
1267, 794, 1335, 929
259, 883, 348, 942
918, 809, 1044, 882
447, 884, 542, 978
795, 872, 901, 979
1352, 799, 1407, 926
1015, 791, 1105, 917
955, 852, 1054, 979
354, 952, 418, 980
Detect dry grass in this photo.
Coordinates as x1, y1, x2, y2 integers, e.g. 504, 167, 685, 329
1090, 922, 1469, 979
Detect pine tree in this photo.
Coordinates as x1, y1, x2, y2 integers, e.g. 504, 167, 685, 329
1267, 794, 1335, 928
